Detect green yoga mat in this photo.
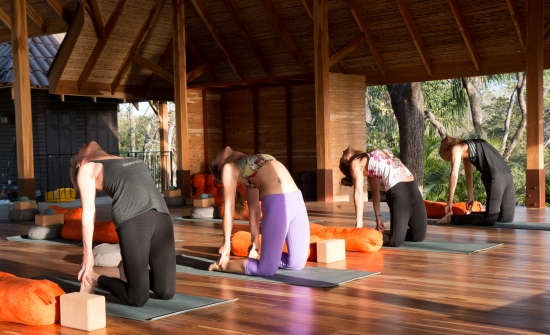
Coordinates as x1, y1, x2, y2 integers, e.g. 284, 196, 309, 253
5, 235, 80, 246
428, 219, 550, 231
44, 276, 237, 321
386, 240, 502, 253
176, 254, 377, 288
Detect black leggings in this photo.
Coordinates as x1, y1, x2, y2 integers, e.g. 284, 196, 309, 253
451, 174, 516, 226
384, 181, 427, 247
98, 210, 176, 306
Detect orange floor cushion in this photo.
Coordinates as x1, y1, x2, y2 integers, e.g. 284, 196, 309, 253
424, 200, 483, 219
0, 272, 65, 326
48, 205, 83, 222
231, 231, 321, 261
61, 220, 119, 244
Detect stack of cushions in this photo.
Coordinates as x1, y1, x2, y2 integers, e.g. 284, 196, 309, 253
0, 272, 65, 326
230, 222, 383, 258
47, 206, 119, 244
424, 200, 483, 219
191, 174, 222, 205
9, 197, 39, 222
93, 243, 121, 267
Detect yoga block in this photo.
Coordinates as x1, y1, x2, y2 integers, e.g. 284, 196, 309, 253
180, 207, 192, 217
193, 197, 214, 208
35, 214, 65, 226
191, 206, 214, 219
165, 189, 181, 198
316, 239, 346, 263
60, 292, 106, 331
13, 200, 36, 211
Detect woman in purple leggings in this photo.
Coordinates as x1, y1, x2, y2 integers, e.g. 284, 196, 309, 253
208, 146, 310, 276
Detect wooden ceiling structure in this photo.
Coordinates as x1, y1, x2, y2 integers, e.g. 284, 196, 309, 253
5, 0, 548, 207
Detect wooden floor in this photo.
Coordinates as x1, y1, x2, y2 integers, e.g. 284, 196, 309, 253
0, 202, 549, 334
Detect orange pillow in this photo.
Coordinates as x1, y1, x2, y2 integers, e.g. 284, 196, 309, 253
0, 272, 65, 326
48, 206, 83, 222
424, 200, 483, 218
230, 231, 320, 261
61, 220, 119, 244
309, 223, 383, 253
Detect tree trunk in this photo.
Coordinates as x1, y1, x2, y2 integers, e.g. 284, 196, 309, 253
129, 104, 136, 153
501, 73, 520, 153
462, 77, 485, 139
387, 82, 425, 188
503, 72, 526, 161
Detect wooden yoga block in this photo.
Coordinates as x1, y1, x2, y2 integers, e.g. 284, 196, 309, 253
60, 292, 106, 331
316, 239, 346, 263
193, 197, 215, 208
165, 189, 182, 198
35, 213, 65, 226
13, 200, 36, 211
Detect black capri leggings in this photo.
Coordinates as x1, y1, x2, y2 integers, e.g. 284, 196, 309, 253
451, 173, 515, 226
98, 209, 176, 306
384, 181, 427, 247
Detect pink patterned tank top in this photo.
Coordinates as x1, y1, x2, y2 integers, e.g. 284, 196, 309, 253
366, 149, 413, 191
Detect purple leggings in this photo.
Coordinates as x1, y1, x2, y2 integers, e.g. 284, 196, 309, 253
244, 191, 310, 276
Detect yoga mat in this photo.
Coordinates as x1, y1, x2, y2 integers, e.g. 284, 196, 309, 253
175, 217, 323, 224
428, 219, 550, 231
386, 240, 502, 254
5, 235, 81, 246
176, 254, 377, 288
44, 276, 237, 321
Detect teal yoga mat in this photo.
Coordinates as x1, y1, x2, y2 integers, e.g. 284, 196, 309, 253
5, 235, 80, 246
386, 240, 502, 253
45, 276, 237, 321
176, 254, 377, 288
428, 219, 550, 231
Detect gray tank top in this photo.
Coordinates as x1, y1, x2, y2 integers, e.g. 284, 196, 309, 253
93, 158, 169, 226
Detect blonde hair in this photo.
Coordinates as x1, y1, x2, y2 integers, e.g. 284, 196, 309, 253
439, 136, 463, 161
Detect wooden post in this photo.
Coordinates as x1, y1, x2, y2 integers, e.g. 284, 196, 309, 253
159, 101, 170, 192
314, 0, 332, 202
525, 0, 545, 208
11, 0, 35, 199
173, 0, 191, 197
202, 89, 209, 171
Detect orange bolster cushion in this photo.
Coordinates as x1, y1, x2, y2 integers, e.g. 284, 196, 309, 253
61, 220, 119, 244
48, 205, 83, 222
424, 200, 483, 219
0, 272, 65, 326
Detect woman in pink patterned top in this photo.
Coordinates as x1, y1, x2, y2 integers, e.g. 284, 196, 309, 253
339, 147, 426, 247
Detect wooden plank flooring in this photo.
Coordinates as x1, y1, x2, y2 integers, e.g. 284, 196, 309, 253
0, 202, 549, 334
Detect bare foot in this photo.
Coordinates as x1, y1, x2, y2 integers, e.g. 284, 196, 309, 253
248, 247, 260, 260
208, 262, 221, 271
437, 213, 452, 225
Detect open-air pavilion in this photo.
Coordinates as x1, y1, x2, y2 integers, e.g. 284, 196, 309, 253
0, 0, 549, 334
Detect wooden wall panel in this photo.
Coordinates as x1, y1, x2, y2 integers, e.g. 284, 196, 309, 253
187, 89, 204, 173
205, 90, 222, 164
223, 89, 254, 154
328, 72, 366, 201
258, 86, 287, 165
290, 83, 316, 172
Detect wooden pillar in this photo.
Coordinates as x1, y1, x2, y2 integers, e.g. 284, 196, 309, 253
12, 0, 35, 199
173, 0, 191, 197
202, 89, 209, 171
526, 0, 545, 208
159, 101, 170, 192
314, 0, 332, 202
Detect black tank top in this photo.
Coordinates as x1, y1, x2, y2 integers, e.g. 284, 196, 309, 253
465, 139, 511, 180
94, 158, 169, 226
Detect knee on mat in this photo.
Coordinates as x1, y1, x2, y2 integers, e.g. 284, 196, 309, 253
154, 286, 175, 300
127, 293, 149, 307
256, 265, 278, 277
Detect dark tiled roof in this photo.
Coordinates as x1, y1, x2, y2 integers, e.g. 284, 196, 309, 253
0, 34, 64, 88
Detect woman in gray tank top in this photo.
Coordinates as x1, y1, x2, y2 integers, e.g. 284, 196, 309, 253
70, 141, 175, 306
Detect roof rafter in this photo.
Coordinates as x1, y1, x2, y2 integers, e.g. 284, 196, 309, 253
26, 3, 47, 32
505, 0, 525, 50
329, 34, 365, 67
395, 0, 433, 76
189, 0, 245, 80
222, 0, 271, 76
262, 0, 309, 72
80, 0, 105, 38
347, 0, 386, 78
45, 0, 64, 18
448, 0, 481, 71
78, 0, 128, 91
0, 7, 11, 29
133, 54, 172, 83
111, 0, 166, 93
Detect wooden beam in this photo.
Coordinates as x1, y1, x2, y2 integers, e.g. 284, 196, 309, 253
544, 21, 550, 40
262, 0, 309, 72
45, 0, 64, 18
222, 0, 271, 76
78, 0, 128, 91
505, 0, 525, 50
347, 0, 386, 79
525, 0, 545, 208
187, 62, 210, 83
314, 0, 331, 202
158, 101, 170, 191
26, 3, 47, 32
300, 0, 313, 19
187, 73, 313, 89
329, 34, 365, 67
395, 0, 433, 76
447, 0, 481, 71
189, 0, 244, 80
11, 0, 35, 198
0, 7, 11, 29
53, 80, 173, 100
173, 0, 191, 196
185, 31, 220, 82
133, 54, 172, 83
88, 0, 105, 37
111, 0, 165, 93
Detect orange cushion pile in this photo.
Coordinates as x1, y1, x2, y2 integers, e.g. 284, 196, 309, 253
48, 206, 119, 244
0, 272, 65, 326
423, 200, 483, 219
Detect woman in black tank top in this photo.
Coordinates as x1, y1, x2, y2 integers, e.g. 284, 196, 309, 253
438, 136, 515, 226
70, 141, 175, 306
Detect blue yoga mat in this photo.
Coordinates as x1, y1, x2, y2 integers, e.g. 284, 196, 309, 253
44, 276, 237, 321
176, 254, 378, 288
